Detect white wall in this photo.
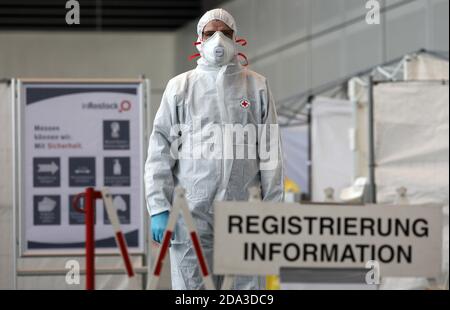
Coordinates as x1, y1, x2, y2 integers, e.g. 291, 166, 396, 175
0, 31, 176, 112
175, 0, 449, 104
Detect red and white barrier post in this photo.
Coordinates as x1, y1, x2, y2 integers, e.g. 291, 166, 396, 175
72, 187, 137, 290
148, 187, 215, 290
72, 187, 102, 290
148, 205, 180, 290
101, 188, 138, 289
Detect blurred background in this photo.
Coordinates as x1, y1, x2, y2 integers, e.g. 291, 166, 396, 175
0, 0, 447, 115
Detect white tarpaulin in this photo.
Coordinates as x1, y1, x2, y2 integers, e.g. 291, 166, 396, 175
374, 81, 449, 289
312, 97, 354, 201
406, 54, 449, 81
281, 126, 309, 195
374, 82, 449, 205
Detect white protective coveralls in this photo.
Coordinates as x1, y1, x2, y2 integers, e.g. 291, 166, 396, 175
144, 8, 284, 290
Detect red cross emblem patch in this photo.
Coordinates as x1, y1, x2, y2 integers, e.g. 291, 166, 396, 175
240, 99, 250, 109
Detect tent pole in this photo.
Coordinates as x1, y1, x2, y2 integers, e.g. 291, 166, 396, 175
367, 76, 377, 204
306, 95, 314, 201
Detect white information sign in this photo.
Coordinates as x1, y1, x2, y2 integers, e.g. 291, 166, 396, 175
18, 81, 146, 255
214, 202, 442, 277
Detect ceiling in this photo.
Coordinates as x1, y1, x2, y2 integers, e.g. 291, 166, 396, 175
0, 0, 227, 31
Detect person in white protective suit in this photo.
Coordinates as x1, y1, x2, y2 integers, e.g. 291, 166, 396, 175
144, 8, 284, 290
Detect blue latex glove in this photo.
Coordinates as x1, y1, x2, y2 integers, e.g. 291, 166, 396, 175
151, 211, 173, 244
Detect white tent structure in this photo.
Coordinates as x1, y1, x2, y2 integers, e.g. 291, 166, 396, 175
277, 50, 449, 289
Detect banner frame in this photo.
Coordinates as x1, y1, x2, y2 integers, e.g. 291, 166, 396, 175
14, 78, 149, 258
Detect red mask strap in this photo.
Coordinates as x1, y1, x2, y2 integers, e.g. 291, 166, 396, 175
193, 41, 201, 46
238, 53, 249, 66
189, 53, 201, 61
235, 38, 247, 46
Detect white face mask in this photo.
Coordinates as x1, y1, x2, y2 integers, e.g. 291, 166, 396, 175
200, 31, 236, 66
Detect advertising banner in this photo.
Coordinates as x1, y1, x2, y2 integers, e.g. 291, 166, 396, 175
18, 81, 145, 255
